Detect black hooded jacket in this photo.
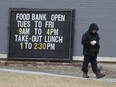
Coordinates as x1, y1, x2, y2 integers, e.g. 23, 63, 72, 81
81, 23, 100, 56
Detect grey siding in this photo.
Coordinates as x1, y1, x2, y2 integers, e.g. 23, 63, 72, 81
0, 0, 116, 57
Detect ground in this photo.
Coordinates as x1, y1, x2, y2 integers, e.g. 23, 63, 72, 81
0, 60, 116, 79
0, 60, 116, 87
0, 71, 116, 87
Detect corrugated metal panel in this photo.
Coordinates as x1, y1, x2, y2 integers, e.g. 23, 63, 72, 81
0, 0, 116, 57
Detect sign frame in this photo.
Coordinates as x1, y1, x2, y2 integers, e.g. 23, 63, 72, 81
8, 8, 75, 62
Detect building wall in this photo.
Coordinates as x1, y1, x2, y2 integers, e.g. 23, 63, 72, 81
0, 0, 116, 60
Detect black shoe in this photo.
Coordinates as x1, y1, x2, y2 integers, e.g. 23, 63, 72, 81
83, 73, 89, 78
96, 73, 105, 79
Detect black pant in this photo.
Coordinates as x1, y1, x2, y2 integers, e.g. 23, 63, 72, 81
82, 55, 99, 74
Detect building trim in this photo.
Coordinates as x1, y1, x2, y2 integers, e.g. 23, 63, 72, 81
73, 56, 116, 63
0, 54, 7, 59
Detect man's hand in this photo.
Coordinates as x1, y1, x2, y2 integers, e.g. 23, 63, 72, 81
90, 40, 96, 46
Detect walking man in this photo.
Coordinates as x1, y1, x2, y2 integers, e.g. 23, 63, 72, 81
81, 23, 105, 79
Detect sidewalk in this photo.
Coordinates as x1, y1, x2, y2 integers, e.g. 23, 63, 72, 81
0, 60, 116, 82
0, 60, 116, 87
0, 68, 116, 83
0, 69, 116, 87
0, 68, 116, 87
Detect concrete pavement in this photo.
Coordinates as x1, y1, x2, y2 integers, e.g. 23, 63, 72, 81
0, 68, 116, 83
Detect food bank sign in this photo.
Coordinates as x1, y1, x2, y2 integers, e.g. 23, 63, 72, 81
8, 8, 74, 61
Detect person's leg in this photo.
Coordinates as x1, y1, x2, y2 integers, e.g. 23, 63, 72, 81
90, 55, 105, 79
90, 55, 99, 74
82, 55, 90, 78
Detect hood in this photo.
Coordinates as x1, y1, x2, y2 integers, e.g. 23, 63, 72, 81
88, 23, 99, 33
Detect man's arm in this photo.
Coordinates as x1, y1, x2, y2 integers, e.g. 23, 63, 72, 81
81, 34, 90, 46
